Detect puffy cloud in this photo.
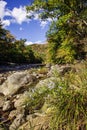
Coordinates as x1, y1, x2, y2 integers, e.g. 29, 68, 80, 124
0, 1, 12, 27
40, 21, 48, 29
40, 18, 52, 29
5, 9, 12, 16
0, 0, 7, 19
25, 41, 33, 45
0, 1, 30, 26
25, 40, 44, 45
34, 13, 39, 20
27, 11, 51, 29
0, 0, 51, 28
2, 19, 10, 27
11, 6, 29, 24
47, 18, 53, 22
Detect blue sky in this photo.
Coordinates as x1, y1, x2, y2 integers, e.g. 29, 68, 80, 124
0, 0, 51, 45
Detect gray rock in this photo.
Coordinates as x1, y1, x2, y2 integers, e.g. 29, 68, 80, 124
9, 109, 25, 119
36, 77, 59, 90
45, 63, 51, 69
0, 94, 5, 108
9, 110, 18, 119
14, 92, 30, 109
9, 114, 25, 130
38, 74, 44, 78
0, 77, 5, 85
18, 114, 50, 130
3, 100, 11, 111
0, 71, 36, 96
47, 64, 72, 77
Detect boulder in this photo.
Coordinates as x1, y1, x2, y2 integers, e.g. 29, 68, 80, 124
47, 64, 73, 77
0, 71, 36, 96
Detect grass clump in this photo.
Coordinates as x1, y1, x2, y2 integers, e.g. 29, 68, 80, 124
49, 68, 87, 130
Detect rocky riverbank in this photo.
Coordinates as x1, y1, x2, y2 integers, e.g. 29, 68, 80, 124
0, 64, 75, 130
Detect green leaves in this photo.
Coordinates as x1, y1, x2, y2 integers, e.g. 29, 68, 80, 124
56, 37, 76, 63
26, 0, 87, 63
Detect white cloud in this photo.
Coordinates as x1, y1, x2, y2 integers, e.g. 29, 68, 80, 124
47, 18, 53, 22
40, 21, 48, 29
40, 18, 53, 29
25, 41, 33, 45
27, 11, 50, 29
0, 1, 12, 27
11, 6, 29, 24
5, 9, 12, 16
34, 13, 39, 20
25, 40, 45, 45
2, 19, 10, 27
0, 0, 7, 19
0, 0, 51, 28
0, 2, 30, 27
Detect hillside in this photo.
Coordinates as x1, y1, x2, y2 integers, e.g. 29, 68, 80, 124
29, 43, 48, 63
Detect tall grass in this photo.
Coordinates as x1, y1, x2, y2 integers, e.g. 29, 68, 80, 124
49, 68, 87, 130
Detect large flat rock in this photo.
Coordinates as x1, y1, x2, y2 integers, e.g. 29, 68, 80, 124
0, 71, 35, 96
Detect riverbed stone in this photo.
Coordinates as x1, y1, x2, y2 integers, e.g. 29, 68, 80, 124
0, 94, 5, 108
9, 114, 25, 130
0, 71, 36, 96
18, 114, 50, 130
3, 100, 11, 111
14, 92, 30, 109
47, 64, 72, 77
36, 77, 59, 90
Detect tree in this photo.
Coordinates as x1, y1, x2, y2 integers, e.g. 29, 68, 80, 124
0, 21, 16, 62
24, 46, 35, 63
0, 20, 44, 64
26, 0, 87, 63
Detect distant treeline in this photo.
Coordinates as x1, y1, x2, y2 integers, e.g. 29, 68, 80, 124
0, 21, 47, 64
